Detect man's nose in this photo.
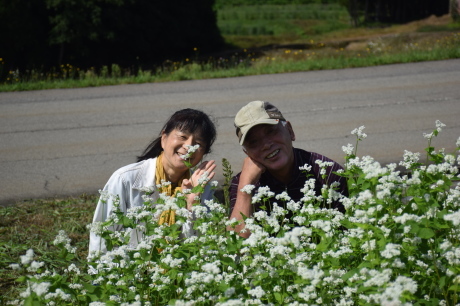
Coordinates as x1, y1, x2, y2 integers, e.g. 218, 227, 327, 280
262, 140, 272, 150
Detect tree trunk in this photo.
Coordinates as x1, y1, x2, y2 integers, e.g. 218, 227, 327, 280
451, 0, 460, 21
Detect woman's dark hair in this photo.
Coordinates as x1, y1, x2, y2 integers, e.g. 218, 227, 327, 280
137, 109, 217, 162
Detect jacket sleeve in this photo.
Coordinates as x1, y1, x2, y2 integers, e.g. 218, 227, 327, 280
88, 171, 129, 254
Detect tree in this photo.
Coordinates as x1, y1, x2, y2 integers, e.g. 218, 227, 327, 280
0, 0, 225, 72
339, 0, 450, 26
0, 0, 52, 73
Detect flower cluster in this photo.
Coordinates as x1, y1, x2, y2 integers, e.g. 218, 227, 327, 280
9, 121, 460, 305
179, 144, 200, 160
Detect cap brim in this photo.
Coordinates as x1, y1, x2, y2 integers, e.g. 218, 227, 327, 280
239, 118, 280, 145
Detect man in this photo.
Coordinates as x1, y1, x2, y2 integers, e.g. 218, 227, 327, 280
229, 101, 348, 238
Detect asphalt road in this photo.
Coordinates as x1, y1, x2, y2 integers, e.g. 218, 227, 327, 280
1, 59, 459, 205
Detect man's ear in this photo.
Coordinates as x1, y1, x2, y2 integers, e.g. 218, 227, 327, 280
286, 121, 296, 141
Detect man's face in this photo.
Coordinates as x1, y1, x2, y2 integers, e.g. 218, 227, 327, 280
243, 121, 296, 173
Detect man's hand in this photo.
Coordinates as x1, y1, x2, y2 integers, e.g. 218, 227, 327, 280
239, 156, 265, 185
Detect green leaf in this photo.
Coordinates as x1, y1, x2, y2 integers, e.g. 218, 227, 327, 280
221, 256, 236, 268
16, 276, 28, 283
23, 295, 42, 306
418, 228, 435, 239
274, 292, 283, 303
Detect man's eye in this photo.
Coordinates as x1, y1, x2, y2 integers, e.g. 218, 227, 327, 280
247, 140, 258, 147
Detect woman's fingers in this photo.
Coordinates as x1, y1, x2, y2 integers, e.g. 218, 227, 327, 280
198, 160, 215, 170
192, 160, 216, 185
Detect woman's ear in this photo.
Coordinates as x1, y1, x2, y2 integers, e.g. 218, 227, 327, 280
160, 131, 167, 149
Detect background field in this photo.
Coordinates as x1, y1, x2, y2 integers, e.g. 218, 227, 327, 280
1, 2, 459, 91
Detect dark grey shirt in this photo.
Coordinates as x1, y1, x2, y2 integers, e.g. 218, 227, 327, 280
230, 148, 348, 217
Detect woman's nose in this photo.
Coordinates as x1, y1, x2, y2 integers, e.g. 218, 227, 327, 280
184, 136, 194, 147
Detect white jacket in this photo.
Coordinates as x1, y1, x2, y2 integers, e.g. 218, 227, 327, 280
89, 157, 213, 253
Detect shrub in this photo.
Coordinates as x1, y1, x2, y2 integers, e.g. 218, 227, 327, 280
8, 121, 460, 305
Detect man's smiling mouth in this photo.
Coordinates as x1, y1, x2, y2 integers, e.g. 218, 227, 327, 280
266, 149, 280, 159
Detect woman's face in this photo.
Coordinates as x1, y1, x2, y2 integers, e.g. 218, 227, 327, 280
161, 128, 206, 173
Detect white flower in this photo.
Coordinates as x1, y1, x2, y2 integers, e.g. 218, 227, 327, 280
423, 132, 434, 139
201, 262, 221, 274
27, 261, 45, 272
252, 186, 275, 203
240, 184, 255, 194
247, 286, 265, 299
381, 243, 401, 259
342, 143, 354, 155
444, 211, 460, 226
299, 163, 312, 172
297, 265, 324, 286
31, 282, 51, 296
20, 249, 34, 265
400, 150, 420, 169
53, 230, 76, 253
180, 144, 200, 160
198, 171, 209, 185
139, 185, 155, 194
351, 125, 367, 139
275, 191, 291, 201
435, 120, 446, 132
9, 263, 21, 270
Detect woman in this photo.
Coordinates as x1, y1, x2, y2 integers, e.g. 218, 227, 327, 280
89, 109, 217, 254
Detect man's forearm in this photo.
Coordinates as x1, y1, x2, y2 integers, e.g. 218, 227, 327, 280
228, 181, 254, 238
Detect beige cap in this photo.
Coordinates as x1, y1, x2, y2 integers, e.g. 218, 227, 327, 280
234, 101, 285, 145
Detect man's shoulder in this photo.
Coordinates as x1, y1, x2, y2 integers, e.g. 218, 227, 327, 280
294, 147, 342, 166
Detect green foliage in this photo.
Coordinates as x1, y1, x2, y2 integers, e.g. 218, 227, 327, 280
215, 0, 339, 8
0, 195, 96, 302
1, 29, 459, 92
221, 158, 234, 213
217, 3, 349, 37
4, 122, 460, 304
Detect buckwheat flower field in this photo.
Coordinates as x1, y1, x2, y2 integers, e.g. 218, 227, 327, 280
8, 122, 460, 305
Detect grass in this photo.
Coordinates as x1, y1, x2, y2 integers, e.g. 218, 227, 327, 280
217, 3, 350, 46
0, 195, 96, 302
1, 4, 460, 92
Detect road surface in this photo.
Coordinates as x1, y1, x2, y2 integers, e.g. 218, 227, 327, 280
1, 59, 459, 205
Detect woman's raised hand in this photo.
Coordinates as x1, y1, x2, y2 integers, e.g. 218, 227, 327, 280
182, 160, 216, 210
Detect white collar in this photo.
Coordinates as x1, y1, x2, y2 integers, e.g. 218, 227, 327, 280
132, 158, 157, 190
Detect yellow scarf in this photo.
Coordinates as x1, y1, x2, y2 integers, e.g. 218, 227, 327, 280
155, 152, 190, 226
